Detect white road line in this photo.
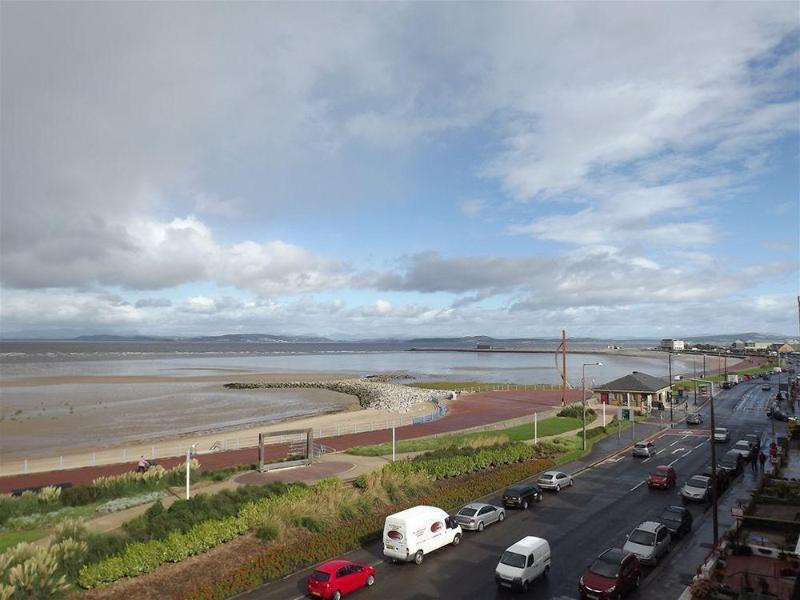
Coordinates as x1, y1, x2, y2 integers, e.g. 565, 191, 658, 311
642, 457, 652, 463
656, 449, 666, 455
629, 481, 646, 491
671, 448, 685, 454
669, 440, 680, 447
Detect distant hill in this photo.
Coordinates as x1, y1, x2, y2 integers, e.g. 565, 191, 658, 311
72, 333, 333, 343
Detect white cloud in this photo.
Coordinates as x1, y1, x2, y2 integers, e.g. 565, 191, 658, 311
460, 199, 485, 217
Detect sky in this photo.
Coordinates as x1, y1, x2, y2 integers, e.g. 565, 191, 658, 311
1, 2, 799, 340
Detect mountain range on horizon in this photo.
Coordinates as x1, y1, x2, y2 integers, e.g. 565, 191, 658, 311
0, 331, 795, 344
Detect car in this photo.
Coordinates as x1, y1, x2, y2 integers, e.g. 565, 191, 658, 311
701, 466, 730, 494
657, 506, 693, 539
730, 440, 754, 461
762, 384, 772, 391
579, 548, 641, 600
680, 475, 711, 503
502, 483, 543, 509
686, 412, 703, 425
721, 381, 732, 390
307, 560, 376, 600
537, 471, 574, 492
647, 465, 676, 490
768, 407, 790, 422
713, 428, 730, 443
622, 521, 671, 566
455, 502, 505, 531
632, 442, 655, 458
495, 536, 551, 592
383, 506, 462, 564
717, 450, 743, 477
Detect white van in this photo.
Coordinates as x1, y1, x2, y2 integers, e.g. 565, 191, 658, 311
383, 505, 462, 565
495, 536, 551, 592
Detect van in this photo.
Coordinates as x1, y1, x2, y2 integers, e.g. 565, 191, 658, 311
383, 505, 462, 565
494, 536, 551, 592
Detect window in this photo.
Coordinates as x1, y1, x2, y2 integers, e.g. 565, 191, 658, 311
479, 507, 493, 515
337, 568, 348, 578
527, 555, 534, 567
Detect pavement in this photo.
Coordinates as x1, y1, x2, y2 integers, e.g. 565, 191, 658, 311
0, 388, 583, 493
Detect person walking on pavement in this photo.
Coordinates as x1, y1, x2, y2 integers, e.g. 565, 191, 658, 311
758, 450, 767, 471
137, 455, 149, 473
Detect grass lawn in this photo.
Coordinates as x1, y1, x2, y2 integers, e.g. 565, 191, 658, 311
347, 415, 589, 456
0, 528, 48, 552
407, 380, 559, 391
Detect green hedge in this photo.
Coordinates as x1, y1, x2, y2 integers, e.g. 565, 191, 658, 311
179, 457, 555, 600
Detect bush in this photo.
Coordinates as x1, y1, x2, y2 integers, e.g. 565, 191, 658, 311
557, 403, 596, 419
60, 486, 97, 507
255, 523, 278, 543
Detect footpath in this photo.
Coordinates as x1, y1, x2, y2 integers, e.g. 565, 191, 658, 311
0, 388, 583, 493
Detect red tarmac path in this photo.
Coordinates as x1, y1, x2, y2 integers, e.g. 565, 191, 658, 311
0, 388, 583, 494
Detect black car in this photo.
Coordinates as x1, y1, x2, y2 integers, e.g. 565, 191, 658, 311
502, 483, 543, 509
657, 505, 693, 538
718, 450, 743, 477
768, 407, 790, 422
701, 466, 730, 494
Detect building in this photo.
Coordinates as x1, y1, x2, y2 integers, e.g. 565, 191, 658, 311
744, 340, 770, 352
660, 339, 685, 351
594, 371, 672, 410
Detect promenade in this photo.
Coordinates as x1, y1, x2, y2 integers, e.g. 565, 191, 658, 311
0, 388, 584, 493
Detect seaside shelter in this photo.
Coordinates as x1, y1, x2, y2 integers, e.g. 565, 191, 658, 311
594, 371, 671, 410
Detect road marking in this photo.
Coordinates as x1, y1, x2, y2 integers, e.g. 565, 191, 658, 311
629, 481, 646, 491
671, 448, 685, 454
669, 440, 680, 447
642, 457, 652, 463
656, 449, 666, 455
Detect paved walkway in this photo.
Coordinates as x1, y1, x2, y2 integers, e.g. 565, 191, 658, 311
0, 388, 582, 493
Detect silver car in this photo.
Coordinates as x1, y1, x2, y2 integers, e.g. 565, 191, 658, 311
537, 471, 574, 492
680, 475, 711, 502
632, 442, 655, 458
454, 502, 505, 532
713, 428, 730, 443
730, 440, 753, 461
622, 521, 671, 565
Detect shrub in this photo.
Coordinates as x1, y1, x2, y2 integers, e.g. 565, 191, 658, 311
52, 519, 87, 544
255, 523, 279, 543
557, 403, 596, 419
95, 492, 162, 514
36, 486, 61, 506
60, 486, 96, 507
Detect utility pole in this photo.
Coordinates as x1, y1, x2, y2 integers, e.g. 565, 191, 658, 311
559, 330, 568, 407
582, 362, 602, 450
692, 379, 718, 545
668, 352, 673, 425
703, 354, 706, 378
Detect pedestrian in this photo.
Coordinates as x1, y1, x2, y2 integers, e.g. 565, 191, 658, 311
758, 451, 767, 471
137, 455, 149, 473
751, 452, 757, 472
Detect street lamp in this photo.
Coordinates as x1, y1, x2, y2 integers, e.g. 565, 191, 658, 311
186, 443, 197, 500
691, 379, 718, 545
668, 353, 673, 425
582, 362, 603, 450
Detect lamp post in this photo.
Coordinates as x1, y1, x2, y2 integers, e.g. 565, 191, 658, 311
668, 352, 673, 425
186, 443, 197, 500
691, 379, 718, 545
582, 362, 603, 450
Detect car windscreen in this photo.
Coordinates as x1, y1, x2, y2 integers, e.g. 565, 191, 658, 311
734, 442, 749, 450
589, 557, 620, 578
500, 551, 527, 568
628, 530, 655, 546
310, 571, 331, 582
505, 487, 524, 495
659, 512, 681, 524
688, 477, 708, 487
458, 508, 477, 516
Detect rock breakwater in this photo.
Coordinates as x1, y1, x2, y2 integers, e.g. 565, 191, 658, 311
224, 378, 449, 413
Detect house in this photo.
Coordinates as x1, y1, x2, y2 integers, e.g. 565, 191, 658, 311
594, 371, 672, 410
660, 339, 685, 351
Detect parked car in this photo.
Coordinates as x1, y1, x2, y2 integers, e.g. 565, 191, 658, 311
647, 465, 676, 490
382, 505, 462, 564
657, 506, 693, 539
730, 440, 754, 461
455, 502, 505, 532
622, 521, 671, 566
307, 560, 376, 600
686, 412, 703, 425
701, 466, 730, 494
768, 407, 790, 422
537, 471, 574, 492
680, 475, 711, 503
495, 536, 551, 592
579, 548, 640, 600
717, 450, 743, 477
632, 442, 655, 458
762, 384, 772, 391
502, 483, 543, 509
713, 428, 730, 443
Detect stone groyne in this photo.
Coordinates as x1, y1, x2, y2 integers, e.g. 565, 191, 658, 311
224, 378, 449, 413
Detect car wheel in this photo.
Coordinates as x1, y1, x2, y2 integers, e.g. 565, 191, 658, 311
543, 565, 550, 578
522, 500, 529, 510
556, 484, 561, 492
414, 550, 424, 565
478, 521, 485, 532
333, 592, 342, 600
452, 533, 462, 546
367, 575, 375, 586
498, 511, 505, 522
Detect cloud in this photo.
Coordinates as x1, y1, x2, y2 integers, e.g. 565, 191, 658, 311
134, 298, 173, 308
460, 199, 485, 217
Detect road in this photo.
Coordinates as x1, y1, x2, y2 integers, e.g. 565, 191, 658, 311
241, 376, 778, 600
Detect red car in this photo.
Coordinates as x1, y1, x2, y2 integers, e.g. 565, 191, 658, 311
647, 465, 676, 490
579, 548, 641, 599
307, 559, 376, 599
